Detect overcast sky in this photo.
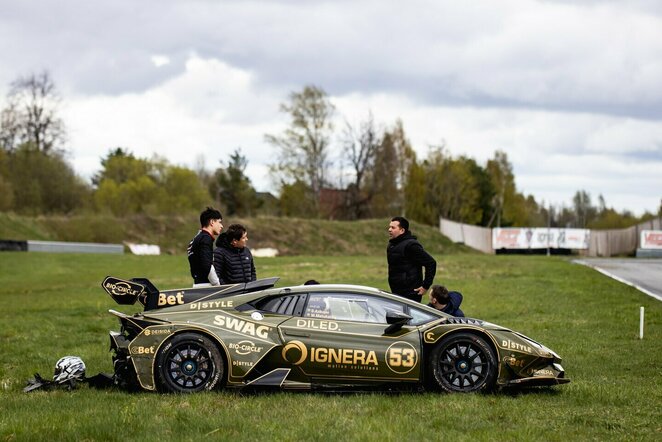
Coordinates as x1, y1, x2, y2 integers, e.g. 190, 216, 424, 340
1, 0, 661, 215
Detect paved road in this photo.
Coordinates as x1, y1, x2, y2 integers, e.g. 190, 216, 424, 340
574, 258, 662, 301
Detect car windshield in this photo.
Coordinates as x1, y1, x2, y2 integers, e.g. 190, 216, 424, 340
408, 306, 441, 325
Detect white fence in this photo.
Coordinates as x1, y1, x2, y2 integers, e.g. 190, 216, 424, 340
588, 218, 662, 257
439, 218, 493, 254
440, 217, 662, 257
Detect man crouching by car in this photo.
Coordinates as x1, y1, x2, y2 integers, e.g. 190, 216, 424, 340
428, 285, 465, 317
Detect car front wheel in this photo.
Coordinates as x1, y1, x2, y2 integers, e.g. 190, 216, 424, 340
428, 332, 497, 393
156, 333, 225, 393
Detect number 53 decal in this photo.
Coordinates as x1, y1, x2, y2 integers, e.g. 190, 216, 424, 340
386, 342, 418, 374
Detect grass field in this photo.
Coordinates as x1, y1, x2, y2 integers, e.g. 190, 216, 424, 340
0, 252, 660, 441
0, 213, 470, 256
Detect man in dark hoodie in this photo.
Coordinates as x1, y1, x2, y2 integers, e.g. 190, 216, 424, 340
428, 285, 465, 317
387, 216, 436, 302
213, 224, 256, 284
187, 207, 223, 287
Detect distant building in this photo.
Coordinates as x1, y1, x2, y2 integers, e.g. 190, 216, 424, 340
319, 187, 349, 220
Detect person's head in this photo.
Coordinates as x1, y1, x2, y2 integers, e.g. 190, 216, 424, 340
227, 224, 248, 249
200, 207, 223, 236
388, 216, 409, 239
304, 279, 320, 285
429, 285, 450, 309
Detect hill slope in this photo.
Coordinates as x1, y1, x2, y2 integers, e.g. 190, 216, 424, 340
0, 213, 472, 256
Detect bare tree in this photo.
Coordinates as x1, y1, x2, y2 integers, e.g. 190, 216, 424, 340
342, 112, 382, 219
486, 150, 514, 227
572, 190, 596, 228
265, 85, 334, 215
0, 71, 66, 153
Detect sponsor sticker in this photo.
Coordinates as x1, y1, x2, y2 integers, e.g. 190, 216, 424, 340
229, 340, 263, 355
385, 342, 418, 374
500, 339, 532, 353
282, 340, 308, 365
503, 355, 526, 368
190, 300, 234, 310
295, 319, 340, 331
143, 328, 171, 337
282, 340, 380, 371
158, 292, 184, 306
251, 312, 264, 321
213, 314, 271, 339
130, 346, 155, 355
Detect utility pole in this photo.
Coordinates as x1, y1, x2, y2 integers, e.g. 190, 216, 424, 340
547, 203, 552, 257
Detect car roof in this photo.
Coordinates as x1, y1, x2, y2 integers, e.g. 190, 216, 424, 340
263, 283, 443, 311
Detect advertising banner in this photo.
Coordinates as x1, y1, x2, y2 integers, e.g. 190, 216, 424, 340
492, 228, 590, 250
640, 230, 662, 249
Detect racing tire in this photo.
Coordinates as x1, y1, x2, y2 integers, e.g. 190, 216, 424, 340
156, 333, 225, 393
428, 332, 497, 393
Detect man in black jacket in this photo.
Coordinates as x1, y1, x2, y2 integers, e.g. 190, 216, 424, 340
187, 207, 223, 287
213, 224, 256, 284
387, 216, 436, 302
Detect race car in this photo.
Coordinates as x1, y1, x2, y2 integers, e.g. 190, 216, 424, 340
102, 276, 570, 393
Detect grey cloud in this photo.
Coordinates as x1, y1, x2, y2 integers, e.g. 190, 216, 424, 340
3, 0, 662, 121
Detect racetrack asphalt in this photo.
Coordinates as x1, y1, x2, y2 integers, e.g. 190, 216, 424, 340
574, 258, 662, 302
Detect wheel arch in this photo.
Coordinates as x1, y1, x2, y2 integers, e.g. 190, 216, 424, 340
422, 326, 501, 385
153, 327, 230, 388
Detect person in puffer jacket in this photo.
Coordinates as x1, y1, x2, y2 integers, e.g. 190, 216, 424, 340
213, 224, 256, 284
427, 285, 465, 317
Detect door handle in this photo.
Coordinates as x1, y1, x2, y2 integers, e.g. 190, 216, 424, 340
284, 330, 310, 338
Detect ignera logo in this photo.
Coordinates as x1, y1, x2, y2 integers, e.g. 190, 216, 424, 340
282, 341, 379, 367
282, 340, 308, 365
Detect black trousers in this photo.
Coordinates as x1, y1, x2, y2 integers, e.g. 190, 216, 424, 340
394, 291, 422, 303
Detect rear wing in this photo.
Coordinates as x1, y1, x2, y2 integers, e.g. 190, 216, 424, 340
101, 276, 279, 310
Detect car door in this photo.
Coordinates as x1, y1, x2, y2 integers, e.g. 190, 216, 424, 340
279, 292, 422, 384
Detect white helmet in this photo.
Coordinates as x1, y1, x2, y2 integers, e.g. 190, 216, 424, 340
53, 356, 86, 384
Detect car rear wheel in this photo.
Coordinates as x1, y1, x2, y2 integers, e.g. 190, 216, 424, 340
428, 332, 497, 393
156, 333, 225, 393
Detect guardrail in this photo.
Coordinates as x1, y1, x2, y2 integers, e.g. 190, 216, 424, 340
0, 239, 124, 254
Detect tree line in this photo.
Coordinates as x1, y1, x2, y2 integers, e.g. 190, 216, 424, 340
1, 73, 659, 229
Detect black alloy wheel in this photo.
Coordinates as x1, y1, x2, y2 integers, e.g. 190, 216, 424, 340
429, 332, 497, 393
156, 333, 225, 393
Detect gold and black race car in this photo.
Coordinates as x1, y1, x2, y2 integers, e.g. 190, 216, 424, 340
102, 276, 570, 394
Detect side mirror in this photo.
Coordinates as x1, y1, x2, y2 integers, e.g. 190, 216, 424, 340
384, 311, 412, 334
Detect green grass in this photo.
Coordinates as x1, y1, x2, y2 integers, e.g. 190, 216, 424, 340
0, 213, 470, 256
1, 253, 661, 441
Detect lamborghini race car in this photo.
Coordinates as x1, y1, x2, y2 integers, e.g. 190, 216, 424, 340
102, 276, 570, 393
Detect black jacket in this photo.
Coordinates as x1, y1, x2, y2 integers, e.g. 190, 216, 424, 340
428, 291, 465, 317
187, 230, 215, 284
213, 233, 256, 284
387, 231, 436, 298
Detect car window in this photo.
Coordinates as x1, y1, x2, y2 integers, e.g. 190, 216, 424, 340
254, 294, 307, 316
408, 306, 439, 326
304, 293, 404, 324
